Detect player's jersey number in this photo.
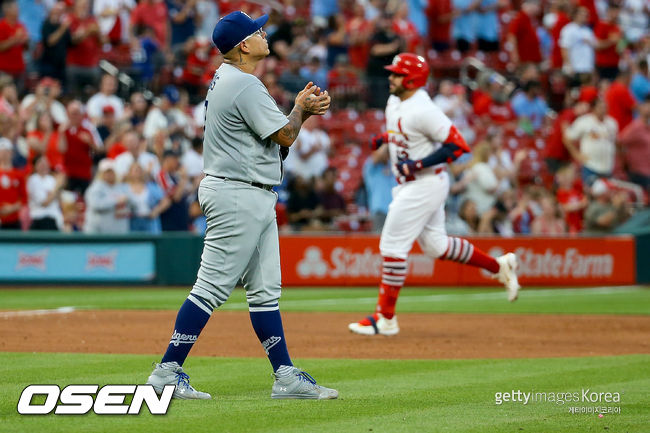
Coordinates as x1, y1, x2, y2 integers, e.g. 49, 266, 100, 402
398, 149, 410, 160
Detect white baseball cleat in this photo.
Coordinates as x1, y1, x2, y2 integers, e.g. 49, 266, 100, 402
147, 362, 212, 399
348, 313, 400, 336
271, 366, 338, 399
495, 253, 521, 302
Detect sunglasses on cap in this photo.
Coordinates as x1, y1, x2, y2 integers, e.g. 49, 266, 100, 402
242, 28, 265, 43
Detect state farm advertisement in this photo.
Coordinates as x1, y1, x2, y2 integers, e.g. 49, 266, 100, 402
279, 235, 636, 286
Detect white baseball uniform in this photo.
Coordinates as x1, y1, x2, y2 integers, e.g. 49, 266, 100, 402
380, 88, 460, 260
348, 79, 519, 337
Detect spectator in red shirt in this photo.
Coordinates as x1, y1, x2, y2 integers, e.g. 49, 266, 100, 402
26, 111, 64, 174
427, 0, 453, 52
555, 163, 587, 234
605, 70, 637, 131
594, 4, 622, 81
0, 137, 26, 229
392, 3, 421, 53
181, 36, 214, 102
0, 1, 29, 86
544, 87, 593, 172
58, 100, 102, 195
346, 2, 373, 70
130, 0, 169, 49
104, 122, 131, 160
547, 0, 571, 70
67, 0, 104, 97
472, 76, 517, 127
507, 0, 542, 69
619, 95, 650, 191
93, 0, 135, 45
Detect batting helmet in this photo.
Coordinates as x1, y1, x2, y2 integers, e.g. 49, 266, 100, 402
384, 53, 430, 90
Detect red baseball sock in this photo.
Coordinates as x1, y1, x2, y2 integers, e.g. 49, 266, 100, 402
441, 237, 499, 274
358, 257, 407, 324
376, 256, 407, 319
376, 282, 401, 319
358, 288, 403, 325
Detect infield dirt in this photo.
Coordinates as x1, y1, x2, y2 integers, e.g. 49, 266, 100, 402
1, 311, 649, 358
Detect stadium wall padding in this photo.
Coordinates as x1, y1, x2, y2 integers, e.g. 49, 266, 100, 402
635, 232, 650, 284
0, 232, 643, 286
0, 232, 202, 285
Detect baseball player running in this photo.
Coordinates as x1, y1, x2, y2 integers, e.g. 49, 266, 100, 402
147, 11, 337, 399
348, 53, 520, 336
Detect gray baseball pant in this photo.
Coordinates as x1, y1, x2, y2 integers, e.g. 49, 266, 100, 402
190, 176, 281, 312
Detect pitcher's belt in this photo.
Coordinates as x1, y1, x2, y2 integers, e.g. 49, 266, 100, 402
208, 175, 274, 191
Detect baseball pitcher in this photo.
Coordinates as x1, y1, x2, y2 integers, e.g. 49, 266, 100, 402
147, 11, 337, 399
349, 53, 521, 336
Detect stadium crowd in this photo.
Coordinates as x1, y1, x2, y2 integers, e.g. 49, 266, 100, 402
0, 0, 647, 235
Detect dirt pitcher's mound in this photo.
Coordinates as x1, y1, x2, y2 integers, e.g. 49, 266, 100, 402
1, 310, 649, 359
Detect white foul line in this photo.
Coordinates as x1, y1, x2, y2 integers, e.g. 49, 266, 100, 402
219, 286, 648, 309
0, 306, 76, 318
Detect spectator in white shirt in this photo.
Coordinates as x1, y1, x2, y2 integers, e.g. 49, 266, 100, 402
620, 0, 648, 44
195, 0, 219, 40
457, 142, 499, 214
86, 74, 124, 124
84, 158, 129, 234
125, 162, 169, 233
283, 116, 331, 180
433, 80, 475, 145
560, 7, 596, 83
181, 137, 203, 180
565, 98, 618, 185
113, 130, 160, 181
27, 155, 65, 230
486, 129, 527, 195
144, 86, 195, 152
93, 0, 135, 44
19, 77, 68, 131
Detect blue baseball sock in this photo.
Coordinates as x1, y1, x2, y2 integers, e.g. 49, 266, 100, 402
161, 295, 212, 366
249, 306, 292, 372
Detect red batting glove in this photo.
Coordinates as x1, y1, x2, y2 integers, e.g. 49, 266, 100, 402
370, 132, 388, 151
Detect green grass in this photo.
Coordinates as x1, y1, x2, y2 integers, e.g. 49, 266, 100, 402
0, 352, 648, 433
1, 287, 648, 431
1, 286, 649, 315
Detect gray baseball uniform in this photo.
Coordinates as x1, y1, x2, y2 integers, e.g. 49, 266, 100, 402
190, 63, 289, 312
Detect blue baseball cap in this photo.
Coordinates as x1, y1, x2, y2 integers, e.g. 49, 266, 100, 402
212, 11, 269, 54
163, 85, 180, 104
